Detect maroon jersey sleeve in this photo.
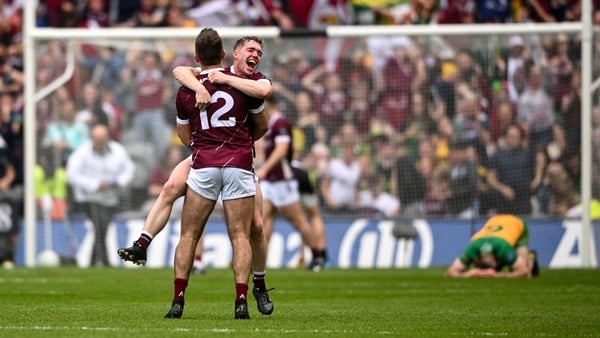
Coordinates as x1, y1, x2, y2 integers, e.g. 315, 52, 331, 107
176, 85, 197, 125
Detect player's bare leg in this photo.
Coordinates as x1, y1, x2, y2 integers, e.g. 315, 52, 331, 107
118, 159, 190, 265
262, 197, 276, 244
165, 188, 215, 318
192, 234, 205, 274
298, 204, 327, 268
223, 196, 254, 319
249, 183, 274, 315
277, 201, 326, 271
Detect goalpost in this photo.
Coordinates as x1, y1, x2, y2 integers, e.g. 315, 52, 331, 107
22, 1, 594, 267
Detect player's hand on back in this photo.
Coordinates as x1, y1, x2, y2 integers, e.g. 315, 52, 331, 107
195, 90, 210, 110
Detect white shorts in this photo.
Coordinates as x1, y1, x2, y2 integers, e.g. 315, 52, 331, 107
187, 167, 256, 201
260, 179, 300, 207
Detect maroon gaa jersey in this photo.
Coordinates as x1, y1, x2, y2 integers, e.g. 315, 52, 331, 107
261, 111, 295, 182
176, 68, 264, 171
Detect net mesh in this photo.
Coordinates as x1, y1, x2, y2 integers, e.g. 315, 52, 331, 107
33, 31, 592, 229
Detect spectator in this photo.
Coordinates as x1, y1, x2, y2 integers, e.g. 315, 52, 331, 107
358, 174, 400, 218
480, 124, 541, 216
498, 35, 530, 104
517, 65, 556, 151
131, 50, 171, 159
301, 64, 348, 142
544, 161, 580, 218
287, 0, 353, 70
436, 0, 475, 24
376, 44, 415, 131
346, 79, 376, 136
0, 91, 22, 168
556, 66, 581, 163
110, 0, 142, 25
42, 96, 89, 168
421, 156, 451, 217
368, 0, 436, 25
446, 140, 478, 218
75, 82, 109, 129
0, 91, 22, 212
1, 56, 23, 95
236, 0, 295, 28
398, 91, 437, 156
118, 0, 168, 27
431, 114, 453, 164
320, 139, 362, 214
340, 47, 374, 94
270, 54, 304, 117
548, 34, 576, 107
307, 141, 331, 182
87, 47, 127, 92
34, 151, 68, 221
451, 92, 490, 164
396, 139, 431, 218
288, 0, 353, 28
163, 3, 196, 28
99, 88, 124, 141
475, 0, 512, 23
79, 0, 110, 28
0, 189, 18, 267
372, 134, 399, 196
490, 101, 515, 147
66, 123, 134, 266
294, 90, 327, 154
0, 125, 16, 201
185, 0, 243, 27
525, 0, 580, 23
55, 0, 79, 27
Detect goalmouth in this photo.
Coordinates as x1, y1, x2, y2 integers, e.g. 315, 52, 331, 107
22, 1, 595, 267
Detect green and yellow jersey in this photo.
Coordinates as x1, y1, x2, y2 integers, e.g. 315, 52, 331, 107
460, 214, 529, 269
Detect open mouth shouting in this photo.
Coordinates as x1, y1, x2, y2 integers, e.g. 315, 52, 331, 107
245, 58, 258, 72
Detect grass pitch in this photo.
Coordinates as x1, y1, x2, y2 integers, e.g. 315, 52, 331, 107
0, 267, 599, 337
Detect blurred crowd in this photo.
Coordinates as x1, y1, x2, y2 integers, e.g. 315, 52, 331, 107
1, 0, 600, 227
31, 0, 588, 29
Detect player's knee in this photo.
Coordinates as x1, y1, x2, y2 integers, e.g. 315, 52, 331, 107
161, 179, 186, 203
251, 216, 264, 237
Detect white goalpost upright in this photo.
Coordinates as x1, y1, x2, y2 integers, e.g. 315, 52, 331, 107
22, 1, 594, 267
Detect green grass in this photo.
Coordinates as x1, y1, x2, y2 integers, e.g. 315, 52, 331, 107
0, 268, 599, 337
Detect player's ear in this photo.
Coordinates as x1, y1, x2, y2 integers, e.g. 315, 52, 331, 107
195, 55, 200, 63
222, 50, 226, 60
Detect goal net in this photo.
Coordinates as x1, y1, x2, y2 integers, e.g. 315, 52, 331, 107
24, 24, 595, 267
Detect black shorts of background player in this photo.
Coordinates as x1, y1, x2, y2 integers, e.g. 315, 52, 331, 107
291, 162, 328, 268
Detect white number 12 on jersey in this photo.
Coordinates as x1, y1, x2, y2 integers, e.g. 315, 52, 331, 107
200, 91, 236, 130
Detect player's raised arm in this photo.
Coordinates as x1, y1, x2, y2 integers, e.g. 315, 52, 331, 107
208, 71, 272, 99
173, 65, 272, 101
